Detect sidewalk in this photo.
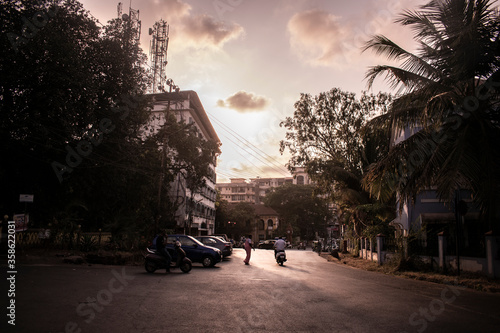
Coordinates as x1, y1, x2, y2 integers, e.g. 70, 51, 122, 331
322, 252, 500, 293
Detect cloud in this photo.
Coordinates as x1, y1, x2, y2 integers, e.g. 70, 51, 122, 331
158, 0, 244, 50
154, 0, 191, 18
287, 9, 348, 67
217, 91, 270, 112
287, 2, 423, 69
180, 14, 244, 48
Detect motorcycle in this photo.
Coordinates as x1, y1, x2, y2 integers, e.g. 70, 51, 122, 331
297, 242, 306, 250
144, 247, 192, 273
275, 250, 287, 266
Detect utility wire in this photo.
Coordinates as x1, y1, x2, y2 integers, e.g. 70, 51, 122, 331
207, 112, 290, 176
208, 111, 289, 174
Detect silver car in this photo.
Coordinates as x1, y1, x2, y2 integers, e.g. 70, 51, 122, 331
195, 236, 233, 257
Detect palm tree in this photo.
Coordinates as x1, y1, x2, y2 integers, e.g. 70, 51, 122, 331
362, 0, 500, 230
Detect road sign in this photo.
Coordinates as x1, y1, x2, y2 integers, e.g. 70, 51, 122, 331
19, 194, 34, 203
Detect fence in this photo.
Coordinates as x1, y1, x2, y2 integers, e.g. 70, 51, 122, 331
345, 232, 500, 278
14, 228, 112, 250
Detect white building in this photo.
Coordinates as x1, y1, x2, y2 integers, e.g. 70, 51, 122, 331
216, 167, 312, 204
149, 91, 220, 236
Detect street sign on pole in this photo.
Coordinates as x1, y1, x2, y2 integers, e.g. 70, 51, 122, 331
19, 194, 34, 203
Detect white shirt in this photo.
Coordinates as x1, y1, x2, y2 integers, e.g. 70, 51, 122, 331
274, 239, 286, 251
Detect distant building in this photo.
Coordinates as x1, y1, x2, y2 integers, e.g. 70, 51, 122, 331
216, 167, 312, 204
215, 168, 335, 242
148, 91, 220, 236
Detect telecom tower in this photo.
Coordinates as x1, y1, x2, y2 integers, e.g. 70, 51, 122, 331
117, 2, 141, 43
149, 20, 169, 93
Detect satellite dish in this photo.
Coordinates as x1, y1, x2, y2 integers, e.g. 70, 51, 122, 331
122, 14, 129, 21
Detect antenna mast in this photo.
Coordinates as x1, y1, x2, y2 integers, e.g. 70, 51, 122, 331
149, 20, 169, 93
117, 2, 141, 43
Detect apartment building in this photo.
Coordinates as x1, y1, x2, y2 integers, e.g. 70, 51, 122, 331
149, 90, 220, 236
216, 168, 313, 204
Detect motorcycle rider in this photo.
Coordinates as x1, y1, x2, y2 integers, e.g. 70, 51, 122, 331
274, 236, 286, 258
154, 230, 172, 273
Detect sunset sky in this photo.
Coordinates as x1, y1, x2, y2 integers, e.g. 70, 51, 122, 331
79, 0, 428, 182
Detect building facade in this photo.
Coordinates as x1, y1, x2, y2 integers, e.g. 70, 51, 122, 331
149, 91, 220, 236
390, 125, 483, 257
216, 167, 313, 204
216, 168, 325, 242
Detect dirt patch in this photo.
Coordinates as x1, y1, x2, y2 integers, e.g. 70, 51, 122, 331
324, 252, 500, 293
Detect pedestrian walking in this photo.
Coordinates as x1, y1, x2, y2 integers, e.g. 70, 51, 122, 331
243, 234, 254, 265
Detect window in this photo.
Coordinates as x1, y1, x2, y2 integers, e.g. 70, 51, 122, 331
297, 175, 304, 185
267, 219, 273, 227
167, 236, 196, 246
259, 219, 265, 230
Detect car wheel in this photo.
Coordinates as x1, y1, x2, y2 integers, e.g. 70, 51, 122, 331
202, 256, 215, 267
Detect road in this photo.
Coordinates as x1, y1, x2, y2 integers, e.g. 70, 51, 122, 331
3, 248, 500, 333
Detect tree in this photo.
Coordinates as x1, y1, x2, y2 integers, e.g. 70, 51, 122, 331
215, 198, 255, 240
363, 0, 500, 230
279, 88, 394, 237
263, 184, 331, 240
0, 1, 220, 245
0, 0, 158, 241
159, 115, 221, 234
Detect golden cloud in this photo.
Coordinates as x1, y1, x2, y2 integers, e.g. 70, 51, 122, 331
287, 9, 348, 67
217, 91, 270, 112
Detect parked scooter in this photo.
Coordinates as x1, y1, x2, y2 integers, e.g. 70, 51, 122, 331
144, 246, 192, 273
275, 250, 287, 266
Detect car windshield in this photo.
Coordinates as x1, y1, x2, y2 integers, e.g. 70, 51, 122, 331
167, 236, 203, 247
199, 237, 217, 245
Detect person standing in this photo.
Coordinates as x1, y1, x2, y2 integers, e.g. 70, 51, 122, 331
243, 234, 254, 265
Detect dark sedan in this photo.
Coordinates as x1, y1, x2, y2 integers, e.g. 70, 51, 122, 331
258, 239, 276, 249
166, 234, 222, 267
195, 236, 233, 257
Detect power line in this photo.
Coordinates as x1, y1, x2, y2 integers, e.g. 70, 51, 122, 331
207, 112, 290, 177
216, 130, 286, 178
208, 111, 289, 174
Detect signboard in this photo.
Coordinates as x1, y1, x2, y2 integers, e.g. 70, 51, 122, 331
19, 194, 34, 203
14, 214, 29, 232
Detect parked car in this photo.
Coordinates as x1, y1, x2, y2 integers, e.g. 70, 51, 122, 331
165, 234, 222, 267
195, 236, 233, 257
258, 239, 276, 249
213, 234, 230, 242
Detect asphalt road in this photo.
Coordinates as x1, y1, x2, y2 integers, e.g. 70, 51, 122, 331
3, 248, 500, 333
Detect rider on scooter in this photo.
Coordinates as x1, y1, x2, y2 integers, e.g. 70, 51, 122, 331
274, 236, 286, 257
155, 230, 172, 273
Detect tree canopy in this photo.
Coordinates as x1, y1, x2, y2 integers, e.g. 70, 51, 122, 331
263, 184, 332, 240
0, 0, 220, 241
363, 0, 500, 229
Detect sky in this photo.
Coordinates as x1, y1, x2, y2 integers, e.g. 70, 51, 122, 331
79, 0, 428, 183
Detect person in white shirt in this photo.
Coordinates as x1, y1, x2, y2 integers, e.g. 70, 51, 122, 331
274, 237, 286, 257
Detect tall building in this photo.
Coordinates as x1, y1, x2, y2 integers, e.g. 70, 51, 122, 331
149, 90, 220, 236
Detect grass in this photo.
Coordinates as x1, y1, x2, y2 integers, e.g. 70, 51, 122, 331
324, 252, 500, 293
